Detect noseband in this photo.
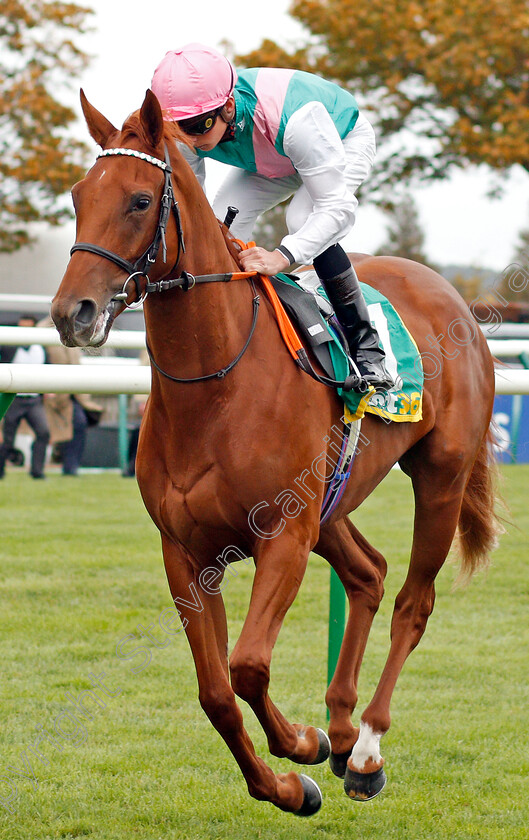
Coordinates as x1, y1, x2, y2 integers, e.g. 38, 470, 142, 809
70, 146, 186, 308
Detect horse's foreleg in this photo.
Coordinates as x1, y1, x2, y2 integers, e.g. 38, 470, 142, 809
348, 472, 469, 801
314, 518, 387, 778
161, 536, 319, 815
229, 528, 329, 770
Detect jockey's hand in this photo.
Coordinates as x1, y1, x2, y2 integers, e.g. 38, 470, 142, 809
239, 246, 290, 276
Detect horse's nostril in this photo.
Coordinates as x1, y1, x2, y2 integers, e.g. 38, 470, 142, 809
73, 299, 97, 329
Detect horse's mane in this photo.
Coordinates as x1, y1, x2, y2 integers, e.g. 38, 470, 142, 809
163, 120, 193, 148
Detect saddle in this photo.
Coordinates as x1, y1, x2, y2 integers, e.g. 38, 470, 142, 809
269, 270, 346, 383
220, 226, 422, 423
268, 270, 424, 424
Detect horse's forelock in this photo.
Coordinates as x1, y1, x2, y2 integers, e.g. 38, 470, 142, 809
120, 111, 156, 152
119, 111, 191, 154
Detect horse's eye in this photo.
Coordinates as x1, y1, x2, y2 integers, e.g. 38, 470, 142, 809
131, 196, 151, 212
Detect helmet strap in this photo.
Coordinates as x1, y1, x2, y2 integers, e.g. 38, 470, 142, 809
219, 98, 236, 143
219, 120, 236, 144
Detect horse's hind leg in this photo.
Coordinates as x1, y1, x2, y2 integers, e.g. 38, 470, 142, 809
314, 518, 387, 778
161, 535, 320, 815
347, 440, 478, 801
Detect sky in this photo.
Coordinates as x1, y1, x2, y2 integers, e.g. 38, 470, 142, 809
35, 0, 529, 276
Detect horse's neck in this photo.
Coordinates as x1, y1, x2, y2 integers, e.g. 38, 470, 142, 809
143, 158, 256, 383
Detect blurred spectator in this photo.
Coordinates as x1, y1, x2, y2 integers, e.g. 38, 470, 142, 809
0, 314, 50, 479
38, 316, 103, 475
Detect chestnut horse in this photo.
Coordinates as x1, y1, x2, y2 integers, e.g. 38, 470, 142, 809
51, 90, 500, 815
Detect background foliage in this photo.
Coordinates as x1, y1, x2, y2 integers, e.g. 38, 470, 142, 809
375, 193, 430, 264
240, 0, 529, 195
0, 0, 92, 252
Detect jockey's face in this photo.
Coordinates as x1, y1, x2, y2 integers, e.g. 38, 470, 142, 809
187, 97, 236, 152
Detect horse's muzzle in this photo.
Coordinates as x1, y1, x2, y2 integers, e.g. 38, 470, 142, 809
51, 296, 117, 347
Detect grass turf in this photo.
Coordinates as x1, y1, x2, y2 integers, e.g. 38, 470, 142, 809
0, 466, 527, 839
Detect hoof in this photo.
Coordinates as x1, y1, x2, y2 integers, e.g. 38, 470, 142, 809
329, 750, 350, 779
344, 765, 387, 801
307, 729, 331, 765
294, 774, 323, 817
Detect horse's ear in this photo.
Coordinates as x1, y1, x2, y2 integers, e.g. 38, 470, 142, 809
80, 89, 118, 148
140, 90, 164, 149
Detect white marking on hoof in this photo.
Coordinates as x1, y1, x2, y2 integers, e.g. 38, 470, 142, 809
350, 721, 383, 771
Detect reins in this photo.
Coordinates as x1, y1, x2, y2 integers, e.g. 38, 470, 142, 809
146, 278, 261, 383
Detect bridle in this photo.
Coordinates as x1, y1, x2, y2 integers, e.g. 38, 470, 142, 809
69, 144, 261, 382
70, 146, 186, 309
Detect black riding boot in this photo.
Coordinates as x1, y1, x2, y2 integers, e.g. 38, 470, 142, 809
314, 247, 394, 392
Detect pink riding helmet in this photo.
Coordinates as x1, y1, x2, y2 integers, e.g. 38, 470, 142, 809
151, 43, 237, 121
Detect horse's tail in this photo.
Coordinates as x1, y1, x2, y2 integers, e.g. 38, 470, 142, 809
455, 425, 505, 586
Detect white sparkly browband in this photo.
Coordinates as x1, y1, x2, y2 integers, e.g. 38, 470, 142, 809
97, 147, 169, 171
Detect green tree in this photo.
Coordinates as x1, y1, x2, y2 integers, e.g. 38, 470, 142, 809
450, 272, 486, 303
497, 209, 529, 303
0, 0, 92, 252
376, 194, 429, 264
512, 218, 529, 267
240, 0, 529, 194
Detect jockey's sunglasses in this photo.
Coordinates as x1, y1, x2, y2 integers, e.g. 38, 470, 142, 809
178, 108, 222, 136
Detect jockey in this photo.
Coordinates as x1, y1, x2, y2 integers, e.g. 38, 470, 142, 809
151, 43, 393, 391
